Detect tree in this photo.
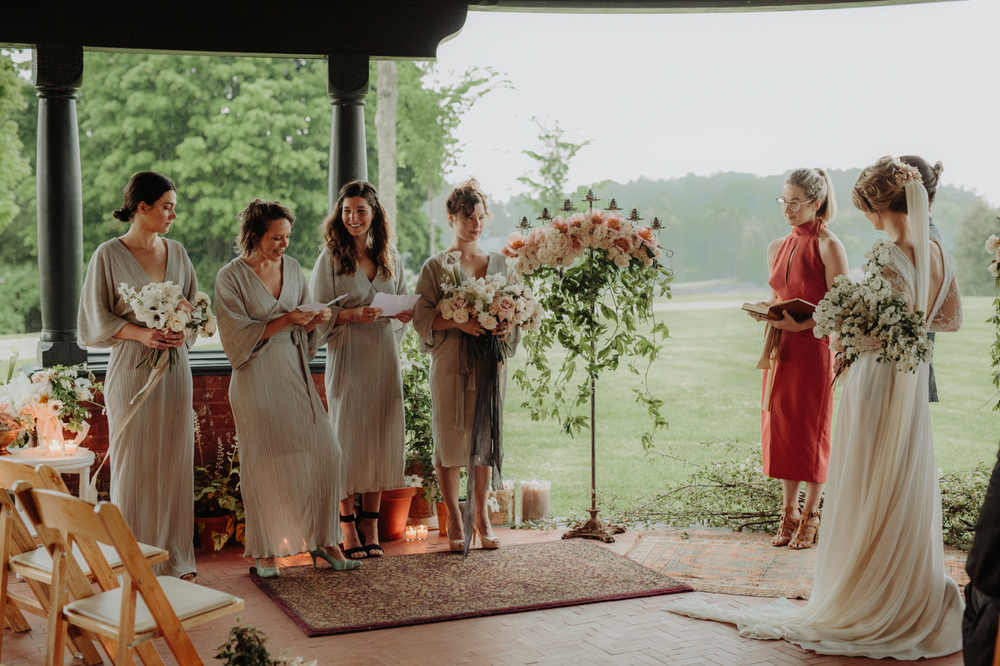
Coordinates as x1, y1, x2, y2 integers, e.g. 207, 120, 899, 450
375, 61, 398, 229
953, 201, 1000, 296
0, 51, 30, 237
517, 117, 591, 211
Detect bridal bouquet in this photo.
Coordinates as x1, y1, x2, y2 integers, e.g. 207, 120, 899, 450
118, 282, 217, 369
438, 251, 544, 353
501, 208, 661, 277
813, 240, 931, 374
1, 364, 102, 434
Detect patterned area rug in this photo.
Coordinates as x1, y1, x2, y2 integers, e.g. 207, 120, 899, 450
250, 540, 692, 637
626, 529, 970, 599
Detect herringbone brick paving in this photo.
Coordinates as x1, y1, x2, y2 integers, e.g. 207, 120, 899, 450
0, 528, 965, 665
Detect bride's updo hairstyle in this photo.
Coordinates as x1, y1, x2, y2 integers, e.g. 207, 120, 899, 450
900, 155, 944, 207
112, 171, 176, 223
446, 178, 492, 225
234, 198, 295, 257
851, 156, 924, 214
786, 168, 836, 223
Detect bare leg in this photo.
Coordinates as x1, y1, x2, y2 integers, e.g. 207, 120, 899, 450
473, 465, 496, 538
339, 495, 365, 559
436, 465, 463, 542
789, 481, 824, 550
771, 479, 802, 547
802, 481, 824, 515
359, 490, 383, 556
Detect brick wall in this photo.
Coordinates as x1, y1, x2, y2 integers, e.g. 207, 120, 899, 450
81, 373, 329, 492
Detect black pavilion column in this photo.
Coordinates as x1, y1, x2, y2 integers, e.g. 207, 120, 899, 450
327, 54, 369, 210
33, 44, 87, 367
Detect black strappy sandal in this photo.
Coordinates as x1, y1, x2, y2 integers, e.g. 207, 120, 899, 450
358, 510, 383, 558
339, 512, 367, 560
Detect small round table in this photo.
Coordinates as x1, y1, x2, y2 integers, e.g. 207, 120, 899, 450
6, 447, 97, 498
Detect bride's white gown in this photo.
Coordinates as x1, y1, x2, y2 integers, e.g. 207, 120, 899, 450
666, 240, 964, 659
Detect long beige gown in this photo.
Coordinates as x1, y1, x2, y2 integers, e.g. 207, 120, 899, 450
78, 238, 197, 578
309, 249, 406, 496
413, 251, 518, 467
214, 256, 343, 558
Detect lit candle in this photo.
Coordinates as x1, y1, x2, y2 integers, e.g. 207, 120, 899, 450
47, 440, 63, 457
415, 524, 428, 540
404, 526, 417, 542
63, 440, 78, 455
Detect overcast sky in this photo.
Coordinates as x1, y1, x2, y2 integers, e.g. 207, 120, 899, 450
432, 0, 999, 205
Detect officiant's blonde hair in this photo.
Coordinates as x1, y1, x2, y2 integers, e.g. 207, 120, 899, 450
786, 168, 836, 223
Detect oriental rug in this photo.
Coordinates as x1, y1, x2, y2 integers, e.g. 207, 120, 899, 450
250, 539, 692, 637
625, 529, 970, 600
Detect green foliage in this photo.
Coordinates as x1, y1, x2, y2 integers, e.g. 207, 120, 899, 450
0, 264, 41, 334
217, 620, 314, 666
0, 52, 30, 237
940, 463, 991, 551
514, 243, 673, 450
517, 118, 591, 212
193, 417, 244, 550
955, 204, 1000, 297
399, 326, 438, 500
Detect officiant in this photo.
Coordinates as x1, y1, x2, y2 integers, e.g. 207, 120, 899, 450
310, 180, 412, 560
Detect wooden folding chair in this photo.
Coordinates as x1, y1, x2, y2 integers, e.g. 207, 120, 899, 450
17, 483, 243, 665
0, 460, 167, 664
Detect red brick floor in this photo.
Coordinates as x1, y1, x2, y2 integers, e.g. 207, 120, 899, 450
0, 527, 965, 665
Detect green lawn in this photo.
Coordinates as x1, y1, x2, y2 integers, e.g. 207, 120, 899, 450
502, 296, 1000, 517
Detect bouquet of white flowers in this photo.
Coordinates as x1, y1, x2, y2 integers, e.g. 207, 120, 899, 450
0, 364, 102, 450
813, 240, 932, 375
437, 252, 544, 353
118, 282, 217, 369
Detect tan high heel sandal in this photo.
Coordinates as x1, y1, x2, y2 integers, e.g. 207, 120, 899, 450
789, 511, 820, 550
771, 507, 799, 547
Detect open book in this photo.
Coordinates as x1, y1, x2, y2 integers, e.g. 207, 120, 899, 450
742, 298, 817, 322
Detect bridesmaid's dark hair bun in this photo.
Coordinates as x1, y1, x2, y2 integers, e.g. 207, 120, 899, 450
445, 178, 491, 225
115, 172, 176, 223
235, 198, 295, 257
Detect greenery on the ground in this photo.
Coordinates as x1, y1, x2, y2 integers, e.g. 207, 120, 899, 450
502, 296, 1000, 549
217, 619, 313, 666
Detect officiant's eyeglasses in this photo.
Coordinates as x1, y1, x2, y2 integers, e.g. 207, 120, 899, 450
776, 197, 815, 212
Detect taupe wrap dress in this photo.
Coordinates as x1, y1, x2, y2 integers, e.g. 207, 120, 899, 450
215, 256, 343, 558
78, 238, 197, 578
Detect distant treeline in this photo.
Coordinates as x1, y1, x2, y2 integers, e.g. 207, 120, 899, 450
479, 170, 998, 295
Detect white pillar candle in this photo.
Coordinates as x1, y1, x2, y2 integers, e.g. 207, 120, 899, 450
404, 526, 417, 542
520, 479, 551, 522
416, 524, 428, 540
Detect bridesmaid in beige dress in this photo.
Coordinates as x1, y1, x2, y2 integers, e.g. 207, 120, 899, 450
215, 198, 360, 578
414, 179, 518, 552
78, 171, 197, 579
310, 181, 411, 560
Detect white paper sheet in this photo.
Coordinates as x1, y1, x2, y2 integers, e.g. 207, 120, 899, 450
297, 294, 347, 312
370, 292, 420, 318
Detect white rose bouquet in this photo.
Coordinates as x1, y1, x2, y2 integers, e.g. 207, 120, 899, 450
813, 239, 932, 375
118, 282, 217, 369
2, 364, 102, 442
437, 252, 544, 356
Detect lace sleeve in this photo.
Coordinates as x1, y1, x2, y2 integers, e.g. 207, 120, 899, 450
930, 274, 962, 332
882, 264, 914, 312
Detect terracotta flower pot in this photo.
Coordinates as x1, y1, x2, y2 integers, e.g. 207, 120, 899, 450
405, 461, 435, 520
435, 499, 465, 537
195, 515, 233, 551
377, 487, 415, 542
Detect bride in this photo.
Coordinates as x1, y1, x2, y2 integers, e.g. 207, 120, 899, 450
666, 156, 964, 659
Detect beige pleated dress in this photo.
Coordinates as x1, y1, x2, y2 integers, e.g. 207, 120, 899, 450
78, 238, 197, 578
215, 256, 343, 558
413, 251, 518, 468
309, 249, 407, 497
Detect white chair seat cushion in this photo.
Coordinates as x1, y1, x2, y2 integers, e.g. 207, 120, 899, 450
65, 576, 242, 635
19, 510, 38, 538
10, 541, 165, 577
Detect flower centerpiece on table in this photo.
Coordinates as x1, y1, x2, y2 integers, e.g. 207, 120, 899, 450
813, 239, 932, 376
3, 364, 103, 447
117, 282, 217, 370
0, 351, 30, 452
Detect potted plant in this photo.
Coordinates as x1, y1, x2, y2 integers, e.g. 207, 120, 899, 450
400, 328, 439, 518
193, 419, 244, 550
217, 619, 317, 666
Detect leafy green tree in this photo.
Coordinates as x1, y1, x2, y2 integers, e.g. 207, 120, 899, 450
0, 51, 30, 237
953, 201, 1000, 296
518, 118, 591, 212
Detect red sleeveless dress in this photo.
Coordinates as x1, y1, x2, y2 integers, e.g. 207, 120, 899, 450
761, 220, 834, 483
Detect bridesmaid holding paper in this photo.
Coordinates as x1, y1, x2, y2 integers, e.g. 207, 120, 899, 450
216, 198, 359, 577
310, 181, 411, 560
